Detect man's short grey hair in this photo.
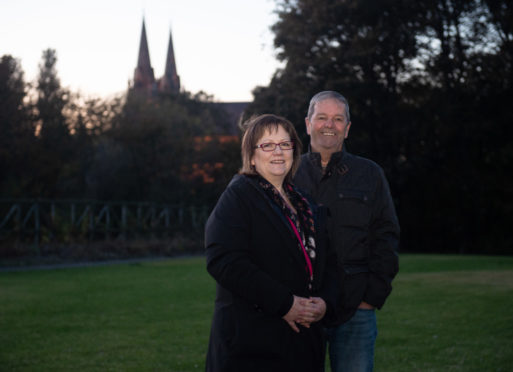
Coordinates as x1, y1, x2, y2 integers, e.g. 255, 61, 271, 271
307, 91, 350, 122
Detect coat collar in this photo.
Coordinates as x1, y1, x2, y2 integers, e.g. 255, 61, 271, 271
236, 174, 293, 233
235, 174, 315, 273
307, 145, 350, 177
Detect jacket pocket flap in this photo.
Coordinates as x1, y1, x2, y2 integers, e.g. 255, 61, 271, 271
336, 188, 369, 202
343, 265, 369, 274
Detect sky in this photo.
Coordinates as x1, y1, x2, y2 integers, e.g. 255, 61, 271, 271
1, 0, 283, 102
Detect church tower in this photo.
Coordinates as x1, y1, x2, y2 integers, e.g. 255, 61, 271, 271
133, 19, 156, 95
158, 28, 180, 94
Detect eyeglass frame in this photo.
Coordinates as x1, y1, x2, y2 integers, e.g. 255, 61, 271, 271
254, 140, 295, 152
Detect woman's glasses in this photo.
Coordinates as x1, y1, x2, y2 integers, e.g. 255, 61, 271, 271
254, 141, 294, 152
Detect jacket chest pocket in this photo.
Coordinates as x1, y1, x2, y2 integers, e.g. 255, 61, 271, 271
335, 188, 371, 228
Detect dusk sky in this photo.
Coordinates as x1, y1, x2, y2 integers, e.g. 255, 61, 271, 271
1, 0, 283, 102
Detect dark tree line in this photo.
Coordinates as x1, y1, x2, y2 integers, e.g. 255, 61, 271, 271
246, 0, 512, 254
2, 0, 512, 255
0, 49, 240, 212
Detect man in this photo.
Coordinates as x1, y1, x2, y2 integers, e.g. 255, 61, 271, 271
294, 91, 399, 372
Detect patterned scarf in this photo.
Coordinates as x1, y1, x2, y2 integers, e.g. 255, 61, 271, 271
252, 175, 317, 281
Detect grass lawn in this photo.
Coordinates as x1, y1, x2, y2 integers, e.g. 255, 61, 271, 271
374, 254, 513, 372
1, 254, 512, 371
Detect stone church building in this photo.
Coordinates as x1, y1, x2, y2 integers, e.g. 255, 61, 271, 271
130, 19, 248, 134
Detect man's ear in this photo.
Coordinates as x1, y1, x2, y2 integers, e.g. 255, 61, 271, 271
305, 117, 312, 135
344, 121, 352, 139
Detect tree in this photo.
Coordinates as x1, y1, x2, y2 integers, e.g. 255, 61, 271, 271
36, 49, 69, 142
403, 0, 513, 253
32, 49, 76, 197
87, 91, 238, 205
249, 0, 512, 254
0, 55, 34, 196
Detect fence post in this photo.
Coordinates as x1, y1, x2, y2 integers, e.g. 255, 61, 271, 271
34, 202, 40, 255
190, 206, 197, 229
88, 204, 94, 241
121, 205, 127, 240
105, 205, 110, 239
137, 205, 142, 233
51, 203, 56, 223
178, 206, 184, 225
71, 203, 76, 226
0, 204, 21, 230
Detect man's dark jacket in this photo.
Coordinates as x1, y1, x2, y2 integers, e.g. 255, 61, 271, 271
294, 148, 399, 324
205, 175, 338, 371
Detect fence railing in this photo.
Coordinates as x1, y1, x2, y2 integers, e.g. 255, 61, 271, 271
0, 199, 211, 250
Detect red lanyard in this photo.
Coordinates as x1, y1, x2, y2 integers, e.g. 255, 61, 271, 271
286, 215, 313, 281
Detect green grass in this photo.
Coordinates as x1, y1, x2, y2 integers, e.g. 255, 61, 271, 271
0, 259, 215, 371
375, 255, 513, 372
1, 254, 512, 371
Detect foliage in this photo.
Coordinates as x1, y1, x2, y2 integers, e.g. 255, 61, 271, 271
1, 254, 512, 371
247, 0, 513, 254
87, 91, 239, 204
0, 50, 239, 213
0, 56, 35, 197
2, 2, 512, 254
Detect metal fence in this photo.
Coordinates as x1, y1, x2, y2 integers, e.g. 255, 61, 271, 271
0, 199, 211, 249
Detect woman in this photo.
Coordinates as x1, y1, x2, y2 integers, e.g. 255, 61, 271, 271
205, 114, 338, 371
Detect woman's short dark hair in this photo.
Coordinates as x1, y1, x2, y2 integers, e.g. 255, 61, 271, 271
239, 114, 302, 183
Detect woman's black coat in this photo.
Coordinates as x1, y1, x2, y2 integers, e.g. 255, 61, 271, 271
205, 175, 338, 372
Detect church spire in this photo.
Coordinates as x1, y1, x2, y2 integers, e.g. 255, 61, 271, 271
159, 27, 180, 94
133, 18, 155, 94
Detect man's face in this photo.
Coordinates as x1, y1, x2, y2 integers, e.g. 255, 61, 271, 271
305, 98, 351, 154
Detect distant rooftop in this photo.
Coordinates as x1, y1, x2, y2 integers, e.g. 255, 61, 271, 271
217, 102, 250, 134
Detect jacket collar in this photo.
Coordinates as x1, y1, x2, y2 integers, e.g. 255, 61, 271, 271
236, 174, 314, 272
234, 174, 293, 234
306, 145, 348, 171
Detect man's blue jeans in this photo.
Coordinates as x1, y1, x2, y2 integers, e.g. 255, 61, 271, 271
326, 309, 377, 372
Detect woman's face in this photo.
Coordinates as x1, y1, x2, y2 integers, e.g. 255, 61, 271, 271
251, 125, 293, 187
